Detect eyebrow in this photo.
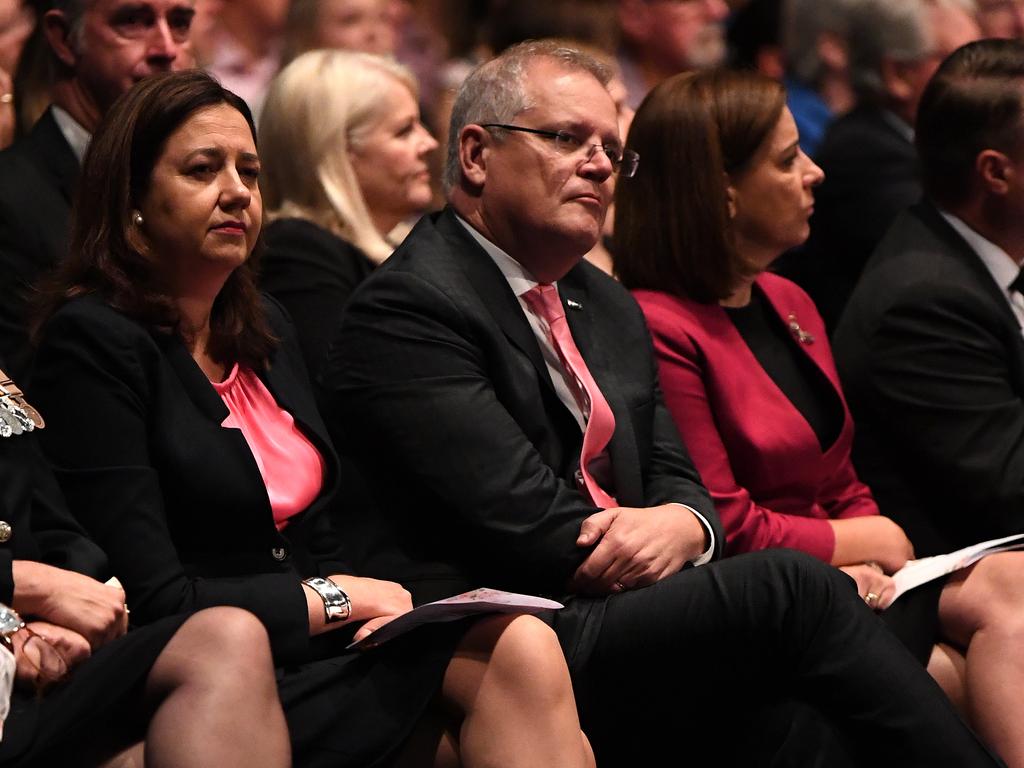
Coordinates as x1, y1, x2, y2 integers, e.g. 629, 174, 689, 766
183, 148, 260, 163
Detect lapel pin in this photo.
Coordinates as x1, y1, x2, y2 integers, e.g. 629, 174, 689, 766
566, 299, 584, 311
787, 313, 815, 344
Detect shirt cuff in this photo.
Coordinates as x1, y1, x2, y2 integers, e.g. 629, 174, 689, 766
669, 503, 715, 566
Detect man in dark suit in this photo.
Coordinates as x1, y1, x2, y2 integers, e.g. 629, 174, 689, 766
836, 39, 1024, 557
0, 0, 195, 379
777, 0, 980, 331
324, 40, 1000, 767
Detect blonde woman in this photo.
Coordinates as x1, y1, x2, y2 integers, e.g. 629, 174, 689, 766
259, 49, 437, 377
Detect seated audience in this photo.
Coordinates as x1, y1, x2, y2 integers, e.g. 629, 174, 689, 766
777, 0, 980, 331
617, 66, 1024, 765
0, 0, 195, 382
31, 70, 595, 768
322, 39, 1000, 767
836, 38, 1024, 585
259, 50, 437, 379
0, 356, 290, 767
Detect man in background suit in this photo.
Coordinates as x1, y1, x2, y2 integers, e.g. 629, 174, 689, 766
0, 0, 195, 379
836, 39, 1024, 557
324, 40, 999, 767
778, 0, 980, 331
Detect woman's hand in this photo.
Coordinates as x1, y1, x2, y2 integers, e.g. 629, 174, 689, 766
10, 621, 90, 691
0, 66, 13, 151
829, 516, 915, 573
11, 561, 128, 649
838, 564, 897, 611
303, 575, 413, 637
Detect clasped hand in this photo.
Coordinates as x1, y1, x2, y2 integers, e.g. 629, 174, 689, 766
570, 504, 706, 594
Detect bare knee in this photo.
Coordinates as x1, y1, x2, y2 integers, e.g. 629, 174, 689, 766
475, 615, 571, 696
942, 553, 1024, 642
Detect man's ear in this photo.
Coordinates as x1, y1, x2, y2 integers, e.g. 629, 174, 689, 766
43, 10, 78, 69
880, 57, 915, 105
977, 149, 1013, 196
459, 124, 489, 189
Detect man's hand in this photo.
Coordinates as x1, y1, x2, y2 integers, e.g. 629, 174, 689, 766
11, 561, 127, 650
571, 504, 707, 594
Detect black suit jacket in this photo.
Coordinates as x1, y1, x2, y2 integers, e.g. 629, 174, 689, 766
33, 295, 348, 664
778, 106, 920, 332
261, 217, 375, 380
322, 208, 720, 605
0, 109, 79, 381
834, 201, 1024, 555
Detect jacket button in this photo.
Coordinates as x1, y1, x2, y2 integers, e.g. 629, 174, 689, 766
271, 547, 287, 561
0, 522, 11, 543
574, 469, 585, 488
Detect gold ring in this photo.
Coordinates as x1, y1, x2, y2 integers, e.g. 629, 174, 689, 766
614, 581, 627, 592
0, 94, 12, 105
864, 591, 879, 607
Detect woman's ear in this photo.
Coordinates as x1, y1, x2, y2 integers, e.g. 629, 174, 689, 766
724, 175, 738, 220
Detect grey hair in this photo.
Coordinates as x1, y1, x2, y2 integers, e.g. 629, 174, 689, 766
847, 0, 976, 103
443, 39, 612, 191
782, 0, 854, 86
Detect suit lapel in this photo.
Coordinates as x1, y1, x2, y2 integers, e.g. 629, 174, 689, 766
438, 210, 558, 398
26, 109, 80, 203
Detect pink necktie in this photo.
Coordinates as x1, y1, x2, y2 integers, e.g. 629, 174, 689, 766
522, 284, 618, 508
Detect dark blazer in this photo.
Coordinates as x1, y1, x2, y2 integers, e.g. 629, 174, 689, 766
635, 273, 877, 563
32, 295, 346, 664
322, 207, 720, 605
777, 106, 920, 332
261, 218, 375, 379
0, 109, 80, 381
834, 200, 1024, 555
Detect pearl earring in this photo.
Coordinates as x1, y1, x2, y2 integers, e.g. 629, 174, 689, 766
132, 211, 144, 226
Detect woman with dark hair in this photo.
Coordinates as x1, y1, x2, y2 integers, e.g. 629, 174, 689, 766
616, 68, 1024, 763
31, 70, 594, 768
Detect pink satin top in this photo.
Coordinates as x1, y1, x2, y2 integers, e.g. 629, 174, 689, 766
212, 364, 326, 530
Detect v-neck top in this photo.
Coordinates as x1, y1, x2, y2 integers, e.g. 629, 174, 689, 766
212, 364, 326, 530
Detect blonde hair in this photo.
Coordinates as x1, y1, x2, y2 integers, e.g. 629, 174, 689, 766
259, 49, 418, 264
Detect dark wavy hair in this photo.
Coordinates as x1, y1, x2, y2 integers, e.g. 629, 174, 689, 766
615, 69, 786, 303
34, 69, 276, 368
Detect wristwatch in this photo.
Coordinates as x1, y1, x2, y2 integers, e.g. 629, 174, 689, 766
301, 577, 352, 624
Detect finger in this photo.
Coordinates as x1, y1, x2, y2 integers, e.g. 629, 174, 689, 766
572, 535, 628, 590
353, 615, 396, 644
577, 509, 617, 547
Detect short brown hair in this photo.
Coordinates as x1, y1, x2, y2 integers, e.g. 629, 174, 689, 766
36, 70, 276, 368
615, 69, 786, 303
917, 38, 1024, 209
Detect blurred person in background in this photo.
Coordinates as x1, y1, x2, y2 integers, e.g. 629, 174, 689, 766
281, 0, 396, 64
259, 50, 438, 380
0, 0, 34, 148
976, 0, 1024, 37
616, 0, 730, 109
777, 0, 981, 332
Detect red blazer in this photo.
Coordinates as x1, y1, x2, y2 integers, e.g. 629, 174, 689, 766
634, 273, 877, 562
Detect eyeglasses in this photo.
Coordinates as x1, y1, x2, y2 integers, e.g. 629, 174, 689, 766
0, 607, 70, 695
481, 124, 640, 178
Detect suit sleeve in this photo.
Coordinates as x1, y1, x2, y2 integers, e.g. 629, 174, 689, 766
850, 287, 1024, 540
34, 307, 311, 663
646, 309, 838, 562
327, 270, 605, 589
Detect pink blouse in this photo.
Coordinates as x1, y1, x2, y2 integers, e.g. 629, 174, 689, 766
212, 364, 326, 530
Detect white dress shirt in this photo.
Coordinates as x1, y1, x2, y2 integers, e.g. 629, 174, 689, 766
51, 105, 91, 164
455, 215, 715, 565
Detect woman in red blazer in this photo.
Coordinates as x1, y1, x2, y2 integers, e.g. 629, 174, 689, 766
615, 69, 1024, 764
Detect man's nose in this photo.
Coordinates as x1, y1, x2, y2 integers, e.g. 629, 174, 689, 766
146, 18, 181, 65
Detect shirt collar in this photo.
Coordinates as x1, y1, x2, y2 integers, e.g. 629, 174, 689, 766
454, 213, 555, 298
940, 209, 1022, 293
51, 105, 91, 164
